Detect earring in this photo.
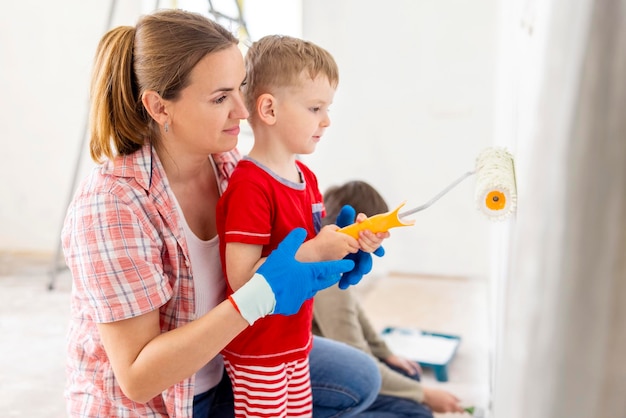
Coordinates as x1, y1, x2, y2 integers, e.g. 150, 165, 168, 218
164, 122, 169, 133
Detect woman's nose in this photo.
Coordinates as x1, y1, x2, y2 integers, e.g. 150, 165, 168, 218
232, 91, 249, 119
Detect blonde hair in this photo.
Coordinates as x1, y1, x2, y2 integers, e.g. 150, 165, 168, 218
89, 9, 238, 163
243, 35, 339, 121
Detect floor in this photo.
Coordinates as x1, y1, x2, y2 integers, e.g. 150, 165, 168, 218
358, 274, 491, 417
0, 255, 491, 417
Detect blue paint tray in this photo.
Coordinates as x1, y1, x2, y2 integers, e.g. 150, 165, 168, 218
381, 327, 461, 382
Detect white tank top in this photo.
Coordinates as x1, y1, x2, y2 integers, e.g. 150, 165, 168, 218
173, 197, 226, 395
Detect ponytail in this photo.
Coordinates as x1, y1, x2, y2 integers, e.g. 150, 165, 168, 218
89, 26, 148, 163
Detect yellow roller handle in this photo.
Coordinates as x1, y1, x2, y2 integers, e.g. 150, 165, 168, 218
338, 202, 416, 239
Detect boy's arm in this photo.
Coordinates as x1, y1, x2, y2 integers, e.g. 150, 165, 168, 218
225, 242, 264, 291
295, 225, 359, 263
296, 217, 386, 263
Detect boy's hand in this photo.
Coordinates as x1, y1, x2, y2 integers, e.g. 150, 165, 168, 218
335, 205, 386, 289
300, 225, 359, 261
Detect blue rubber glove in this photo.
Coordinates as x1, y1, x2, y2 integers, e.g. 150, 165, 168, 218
230, 228, 355, 324
336, 205, 385, 289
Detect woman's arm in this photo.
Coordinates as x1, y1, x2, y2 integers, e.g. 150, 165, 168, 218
98, 299, 247, 403
100, 228, 353, 403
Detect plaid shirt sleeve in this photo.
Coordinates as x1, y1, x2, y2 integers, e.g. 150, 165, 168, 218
63, 187, 173, 323
62, 146, 197, 416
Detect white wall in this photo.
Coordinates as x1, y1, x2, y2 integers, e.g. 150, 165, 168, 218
0, 1, 499, 279
0, 0, 142, 254
491, 0, 626, 415
0, 0, 300, 254
301, 0, 498, 277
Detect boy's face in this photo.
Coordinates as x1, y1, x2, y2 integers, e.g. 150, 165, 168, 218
272, 72, 336, 155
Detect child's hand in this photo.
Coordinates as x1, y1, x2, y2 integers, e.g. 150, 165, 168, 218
296, 224, 359, 262
335, 205, 387, 289
354, 213, 390, 253
422, 387, 463, 413
384, 354, 422, 376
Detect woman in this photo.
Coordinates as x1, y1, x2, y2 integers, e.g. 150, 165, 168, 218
61, 9, 380, 417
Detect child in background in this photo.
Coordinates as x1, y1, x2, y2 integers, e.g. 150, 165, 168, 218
216, 36, 387, 417
314, 180, 464, 417
313, 181, 463, 418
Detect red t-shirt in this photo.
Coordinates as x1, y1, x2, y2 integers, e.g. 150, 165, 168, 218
216, 158, 325, 366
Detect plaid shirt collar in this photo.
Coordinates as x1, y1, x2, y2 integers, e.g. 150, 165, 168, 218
102, 143, 241, 195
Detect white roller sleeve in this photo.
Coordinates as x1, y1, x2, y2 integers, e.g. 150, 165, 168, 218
474, 147, 518, 220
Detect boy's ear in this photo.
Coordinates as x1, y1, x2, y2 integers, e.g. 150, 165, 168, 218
256, 93, 277, 125
142, 90, 169, 125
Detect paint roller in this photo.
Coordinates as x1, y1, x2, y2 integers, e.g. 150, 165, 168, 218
338, 147, 517, 239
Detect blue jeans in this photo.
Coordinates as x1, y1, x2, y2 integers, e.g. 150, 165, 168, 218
193, 336, 380, 418
192, 368, 235, 418
309, 337, 381, 418
355, 365, 433, 418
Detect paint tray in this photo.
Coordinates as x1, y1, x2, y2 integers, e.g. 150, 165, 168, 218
381, 327, 461, 382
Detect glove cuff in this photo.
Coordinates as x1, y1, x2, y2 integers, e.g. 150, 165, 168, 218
228, 273, 276, 325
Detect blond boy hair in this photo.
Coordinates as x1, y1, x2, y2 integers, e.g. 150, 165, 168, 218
243, 35, 339, 124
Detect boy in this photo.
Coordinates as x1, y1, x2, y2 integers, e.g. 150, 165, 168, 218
216, 35, 384, 417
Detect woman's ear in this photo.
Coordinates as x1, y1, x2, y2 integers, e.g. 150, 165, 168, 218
256, 93, 277, 125
142, 90, 169, 126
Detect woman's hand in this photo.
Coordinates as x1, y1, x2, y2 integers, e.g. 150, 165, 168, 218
231, 228, 356, 321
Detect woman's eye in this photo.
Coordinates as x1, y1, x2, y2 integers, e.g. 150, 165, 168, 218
311, 107, 321, 112
215, 95, 227, 104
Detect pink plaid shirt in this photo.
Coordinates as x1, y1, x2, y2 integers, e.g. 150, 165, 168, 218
62, 143, 240, 417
